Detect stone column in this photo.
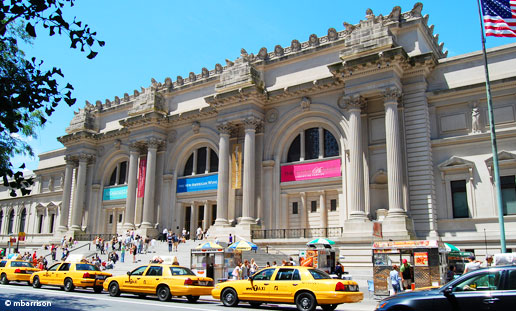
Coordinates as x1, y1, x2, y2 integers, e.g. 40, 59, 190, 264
71, 154, 91, 231
141, 139, 159, 229
346, 95, 368, 220
384, 88, 406, 217
215, 123, 232, 226
190, 203, 197, 236
124, 145, 139, 229
59, 156, 74, 231
318, 127, 324, 158
192, 148, 198, 175
300, 192, 308, 228
262, 160, 275, 229
205, 148, 211, 174
320, 191, 328, 228
203, 201, 209, 230
241, 118, 260, 224
281, 193, 289, 230
300, 130, 305, 161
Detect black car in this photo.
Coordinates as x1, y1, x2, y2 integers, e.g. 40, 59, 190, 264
375, 265, 516, 311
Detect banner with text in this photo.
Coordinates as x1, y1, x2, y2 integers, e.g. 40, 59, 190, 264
103, 185, 128, 201
280, 159, 341, 182
137, 157, 147, 198
177, 174, 218, 193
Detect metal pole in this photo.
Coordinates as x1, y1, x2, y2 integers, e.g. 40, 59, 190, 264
476, 0, 506, 253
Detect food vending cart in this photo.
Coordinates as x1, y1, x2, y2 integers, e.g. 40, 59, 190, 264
300, 247, 339, 274
372, 240, 448, 296
190, 244, 241, 283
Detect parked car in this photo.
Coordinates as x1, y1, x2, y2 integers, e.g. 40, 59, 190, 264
0, 259, 40, 285
375, 265, 516, 311
212, 266, 363, 311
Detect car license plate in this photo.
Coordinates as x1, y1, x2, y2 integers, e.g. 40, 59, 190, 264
26, 271, 34, 274
198, 281, 207, 286
95, 275, 106, 280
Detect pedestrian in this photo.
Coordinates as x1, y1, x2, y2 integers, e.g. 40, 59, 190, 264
481, 255, 494, 268
390, 265, 401, 295
162, 227, 168, 243
250, 258, 258, 276
131, 244, 137, 263
228, 233, 233, 244
51, 245, 56, 261
272, 261, 277, 267
400, 259, 412, 290
446, 265, 456, 283
172, 233, 179, 252
335, 262, 343, 279
121, 243, 126, 263
167, 233, 173, 252
196, 226, 203, 240
463, 255, 481, 274
232, 262, 242, 280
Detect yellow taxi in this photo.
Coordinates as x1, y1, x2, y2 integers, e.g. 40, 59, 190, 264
0, 259, 40, 285
30, 261, 112, 293
212, 266, 363, 311
103, 264, 214, 302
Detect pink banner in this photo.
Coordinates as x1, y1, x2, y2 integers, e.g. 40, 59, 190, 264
137, 157, 147, 198
281, 159, 341, 182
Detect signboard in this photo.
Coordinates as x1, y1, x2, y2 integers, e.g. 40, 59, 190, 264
373, 222, 383, 238
103, 185, 128, 201
373, 240, 439, 249
137, 157, 147, 198
281, 159, 341, 182
10, 237, 16, 243
231, 144, 242, 189
414, 252, 429, 266
177, 174, 218, 193
18, 232, 25, 241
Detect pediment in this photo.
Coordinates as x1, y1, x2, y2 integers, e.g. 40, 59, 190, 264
485, 151, 516, 167
438, 156, 474, 172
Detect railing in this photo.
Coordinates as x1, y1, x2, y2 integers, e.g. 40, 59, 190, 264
74, 233, 114, 241
43, 241, 92, 260
252, 227, 343, 239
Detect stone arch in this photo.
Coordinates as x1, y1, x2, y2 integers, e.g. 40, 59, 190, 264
96, 150, 129, 187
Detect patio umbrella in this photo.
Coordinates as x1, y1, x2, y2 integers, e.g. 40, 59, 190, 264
306, 238, 336, 246
196, 242, 224, 249
228, 240, 258, 251
444, 243, 460, 252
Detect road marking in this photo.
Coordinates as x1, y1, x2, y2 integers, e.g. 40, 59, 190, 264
1, 286, 218, 311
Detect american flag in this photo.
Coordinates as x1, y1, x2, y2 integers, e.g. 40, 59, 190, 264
481, 0, 516, 37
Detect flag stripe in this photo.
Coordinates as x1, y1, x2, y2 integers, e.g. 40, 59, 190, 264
481, 0, 516, 37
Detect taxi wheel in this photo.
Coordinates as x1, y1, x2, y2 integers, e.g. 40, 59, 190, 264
32, 276, 42, 288
108, 282, 121, 297
296, 292, 317, 311
94, 286, 103, 293
1, 273, 9, 285
157, 285, 171, 302
249, 302, 262, 307
186, 295, 199, 303
64, 278, 75, 292
221, 288, 239, 307
321, 304, 338, 311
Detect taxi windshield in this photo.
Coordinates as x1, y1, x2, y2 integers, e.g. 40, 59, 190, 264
76, 264, 100, 271
10, 261, 34, 268
170, 267, 195, 276
308, 269, 332, 279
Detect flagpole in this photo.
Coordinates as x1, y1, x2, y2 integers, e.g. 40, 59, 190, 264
476, 0, 506, 253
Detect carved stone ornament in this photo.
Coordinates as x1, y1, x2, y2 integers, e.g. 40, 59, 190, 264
365, 8, 374, 20
105, 99, 111, 108
327, 28, 338, 41
274, 45, 284, 57
300, 97, 311, 112
151, 78, 157, 87
65, 103, 97, 134
309, 34, 319, 47
217, 122, 233, 135
48, 177, 54, 192
114, 139, 121, 150
201, 67, 209, 78
240, 48, 248, 58
165, 77, 173, 89
168, 130, 177, 143
192, 121, 201, 134
215, 63, 223, 74
383, 87, 401, 104
386, 6, 401, 22
340, 95, 366, 111
258, 47, 268, 60
134, 89, 140, 97
128, 88, 167, 116
409, 2, 423, 18
291, 39, 301, 52
244, 117, 262, 130
189, 72, 196, 82
471, 104, 481, 134
114, 96, 120, 104
265, 108, 279, 123
225, 59, 234, 67
343, 22, 356, 34
147, 137, 163, 149
124, 93, 130, 101
176, 76, 184, 86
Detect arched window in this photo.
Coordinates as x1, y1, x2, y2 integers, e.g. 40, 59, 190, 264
7, 210, 14, 234
286, 127, 339, 162
182, 147, 219, 176
19, 208, 26, 233
0, 210, 3, 234
108, 161, 128, 186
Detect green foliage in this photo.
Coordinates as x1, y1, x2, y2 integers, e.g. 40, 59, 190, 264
1, 0, 104, 196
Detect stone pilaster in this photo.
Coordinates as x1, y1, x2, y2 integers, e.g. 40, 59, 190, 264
124, 145, 139, 229
300, 192, 308, 228
203, 201, 209, 230
320, 191, 328, 228
262, 160, 275, 229
240, 117, 261, 225
58, 156, 74, 232
141, 138, 161, 229
214, 123, 232, 226
71, 153, 94, 231
190, 203, 197, 236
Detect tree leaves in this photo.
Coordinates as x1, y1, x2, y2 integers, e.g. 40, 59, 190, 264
25, 22, 36, 37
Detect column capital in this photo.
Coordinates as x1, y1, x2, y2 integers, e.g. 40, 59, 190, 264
217, 122, 233, 135
244, 117, 262, 131
340, 94, 366, 111
383, 87, 402, 105
77, 153, 95, 163
147, 137, 165, 150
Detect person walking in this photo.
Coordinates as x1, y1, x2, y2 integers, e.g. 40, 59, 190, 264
131, 244, 137, 263
120, 243, 126, 263
228, 233, 233, 244
162, 227, 168, 243
400, 259, 412, 290
390, 265, 402, 295
464, 255, 481, 274
167, 233, 173, 253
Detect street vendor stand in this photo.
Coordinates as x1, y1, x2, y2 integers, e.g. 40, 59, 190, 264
300, 246, 339, 275
190, 242, 240, 283
372, 240, 448, 296
447, 251, 473, 275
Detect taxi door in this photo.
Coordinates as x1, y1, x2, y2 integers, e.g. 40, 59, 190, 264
42, 263, 62, 285
241, 268, 276, 302
140, 266, 163, 294
55, 263, 71, 285
124, 266, 148, 292
270, 268, 301, 303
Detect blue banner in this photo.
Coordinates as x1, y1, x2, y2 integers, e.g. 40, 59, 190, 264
103, 185, 128, 201
177, 174, 218, 193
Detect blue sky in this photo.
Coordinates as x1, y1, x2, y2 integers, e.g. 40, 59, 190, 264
12, 0, 515, 173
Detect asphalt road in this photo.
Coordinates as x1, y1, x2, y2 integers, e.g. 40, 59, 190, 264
0, 284, 377, 311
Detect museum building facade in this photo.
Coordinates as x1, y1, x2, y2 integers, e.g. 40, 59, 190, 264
1, 4, 515, 257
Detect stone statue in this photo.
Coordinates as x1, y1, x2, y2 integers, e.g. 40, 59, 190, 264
201, 67, 209, 78
215, 63, 223, 74
274, 45, 284, 57
258, 47, 268, 60
387, 6, 401, 22
366, 8, 374, 20
291, 39, 301, 52
176, 75, 184, 86
327, 28, 338, 41
189, 72, 196, 82
410, 2, 423, 18
309, 34, 318, 46
472, 106, 481, 133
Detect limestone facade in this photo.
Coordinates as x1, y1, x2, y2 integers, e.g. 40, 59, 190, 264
1, 4, 515, 255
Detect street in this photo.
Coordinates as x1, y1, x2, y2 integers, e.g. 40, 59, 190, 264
0, 284, 377, 311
